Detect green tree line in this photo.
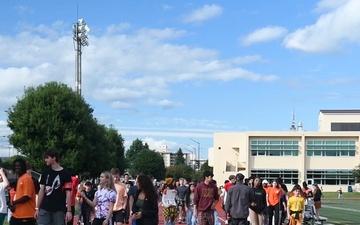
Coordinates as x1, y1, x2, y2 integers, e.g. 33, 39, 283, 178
1, 81, 210, 181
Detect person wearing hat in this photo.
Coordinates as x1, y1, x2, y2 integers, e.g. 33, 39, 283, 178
225, 173, 256, 225
162, 177, 179, 225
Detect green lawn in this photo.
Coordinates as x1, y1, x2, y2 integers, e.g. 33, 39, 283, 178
317, 192, 360, 225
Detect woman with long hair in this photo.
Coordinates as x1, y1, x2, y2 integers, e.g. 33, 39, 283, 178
249, 177, 266, 225
81, 171, 116, 225
132, 174, 159, 225
313, 184, 322, 219
184, 182, 196, 225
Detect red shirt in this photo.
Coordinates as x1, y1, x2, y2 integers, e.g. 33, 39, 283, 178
224, 182, 234, 192
70, 176, 79, 206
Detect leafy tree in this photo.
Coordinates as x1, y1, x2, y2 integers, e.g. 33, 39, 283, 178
353, 165, 360, 183
130, 149, 165, 180
199, 160, 213, 172
166, 164, 194, 181
6, 82, 116, 177
104, 126, 126, 174
125, 138, 150, 167
174, 148, 186, 165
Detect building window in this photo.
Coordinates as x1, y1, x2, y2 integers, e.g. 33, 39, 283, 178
250, 169, 298, 184
307, 169, 355, 185
225, 161, 236, 172
331, 123, 360, 131
306, 140, 355, 156
250, 140, 299, 156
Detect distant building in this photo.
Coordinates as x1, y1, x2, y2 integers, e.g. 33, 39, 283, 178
208, 109, 360, 191
154, 145, 196, 168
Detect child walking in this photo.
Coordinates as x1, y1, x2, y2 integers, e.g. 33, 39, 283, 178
287, 186, 305, 225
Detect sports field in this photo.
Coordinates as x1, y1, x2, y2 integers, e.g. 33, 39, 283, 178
318, 192, 360, 225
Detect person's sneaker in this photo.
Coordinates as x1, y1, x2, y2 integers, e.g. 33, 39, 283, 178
178, 219, 182, 224
225, 220, 229, 224
315, 221, 322, 225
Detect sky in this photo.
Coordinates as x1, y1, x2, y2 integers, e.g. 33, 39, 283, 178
1, 0, 360, 158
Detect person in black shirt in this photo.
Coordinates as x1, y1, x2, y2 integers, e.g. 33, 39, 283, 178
81, 181, 95, 225
249, 177, 266, 225
123, 173, 134, 224
35, 148, 72, 225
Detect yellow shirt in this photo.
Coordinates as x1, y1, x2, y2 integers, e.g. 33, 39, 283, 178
288, 196, 305, 212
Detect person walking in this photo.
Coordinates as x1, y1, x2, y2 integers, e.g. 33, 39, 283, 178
313, 184, 322, 221
80, 181, 95, 225
0, 168, 9, 225
9, 158, 37, 225
35, 148, 73, 225
177, 178, 188, 224
81, 171, 117, 225
193, 171, 219, 225
123, 173, 134, 224
111, 168, 128, 225
225, 173, 255, 225
249, 177, 266, 225
287, 186, 305, 225
131, 174, 159, 225
185, 182, 197, 225
162, 177, 179, 225
266, 179, 282, 225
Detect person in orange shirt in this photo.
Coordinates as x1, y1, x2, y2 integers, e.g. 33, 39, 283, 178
266, 179, 282, 225
8, 158, 36, 225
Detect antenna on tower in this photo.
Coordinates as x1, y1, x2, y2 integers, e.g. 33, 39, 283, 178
290, 110, 296, 131
73, 17, 90, 96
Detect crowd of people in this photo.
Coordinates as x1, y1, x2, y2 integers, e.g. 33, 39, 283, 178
0, 148, 325, 225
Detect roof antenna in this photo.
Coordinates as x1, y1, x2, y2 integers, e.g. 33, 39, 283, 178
290, 110, 296, 131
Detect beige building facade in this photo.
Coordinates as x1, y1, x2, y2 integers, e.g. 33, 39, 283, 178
209, 110, 360, 191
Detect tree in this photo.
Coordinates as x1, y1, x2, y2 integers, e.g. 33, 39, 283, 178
6, 82, 115, 177
104, 126, 126, 174
130, 150, 166, 180
125, 138, 150, 167
353, 164, 360, 183
166, 164, 194, 181
174, 148, 186, 165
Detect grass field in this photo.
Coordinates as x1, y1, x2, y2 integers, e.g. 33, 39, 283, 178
312, 192, 360, 225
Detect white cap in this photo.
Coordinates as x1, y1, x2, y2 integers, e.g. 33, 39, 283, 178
262, 179, 268, 184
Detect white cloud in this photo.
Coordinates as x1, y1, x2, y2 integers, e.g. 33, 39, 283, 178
284, 0, 360, 53
241, 26, 288, 46
0, 120, 11, 140
182, 4, 223, 24
314, 0, 351, 13
14, 5, 34, 15
123, 137, 181, 152
0, 23, 278, 112
147, 99, 183, 109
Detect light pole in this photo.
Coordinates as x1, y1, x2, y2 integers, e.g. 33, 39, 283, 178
73, 18, 90, 96
186, 145, 197, 170
189, 138, 200, 169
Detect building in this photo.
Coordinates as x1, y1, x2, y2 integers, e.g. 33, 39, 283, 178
208, 110, 360, 191
155, 145, 196, 168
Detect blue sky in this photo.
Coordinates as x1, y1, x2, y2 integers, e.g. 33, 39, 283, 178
1, 0, 360, 158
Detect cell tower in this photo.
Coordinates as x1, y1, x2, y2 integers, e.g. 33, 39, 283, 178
73, 18, 90, 96
290, 111, 296, 131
